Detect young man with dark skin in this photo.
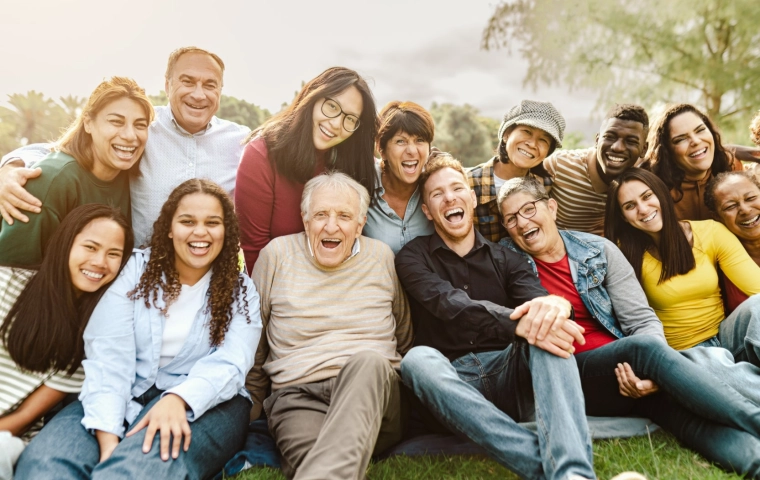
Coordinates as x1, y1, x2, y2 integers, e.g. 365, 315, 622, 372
543, 104, 648, 236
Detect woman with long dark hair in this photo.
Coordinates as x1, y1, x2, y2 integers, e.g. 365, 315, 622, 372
235, 67, 378, 272
644, 103, 743, 221
0, 76, 152, 268
605, 168, 760, 363
16, 179, 262, 479
0, 204, 133, 475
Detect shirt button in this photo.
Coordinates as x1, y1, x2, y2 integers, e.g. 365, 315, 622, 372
403, 227, 406, 231
469, 341, 474, 345
463, 285, 469, 290
189, 162, 193, 166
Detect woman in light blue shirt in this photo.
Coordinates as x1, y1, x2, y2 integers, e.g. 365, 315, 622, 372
363, 101, 435, 254
17, 179, 262, 480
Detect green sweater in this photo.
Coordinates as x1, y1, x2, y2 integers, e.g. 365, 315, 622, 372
0, 151, 131, 267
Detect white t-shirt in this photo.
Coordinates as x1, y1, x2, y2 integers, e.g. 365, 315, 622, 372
159, 270, 212, 368
494, 172, 507, 195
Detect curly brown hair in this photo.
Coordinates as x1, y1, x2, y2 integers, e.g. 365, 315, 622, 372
644, 103, 732, 203
129, 179, 249, 346
750, 110, 760, 146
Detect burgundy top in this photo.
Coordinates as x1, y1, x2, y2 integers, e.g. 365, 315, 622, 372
235, 137, 326, 274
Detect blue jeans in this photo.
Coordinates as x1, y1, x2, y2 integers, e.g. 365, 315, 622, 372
576, 335, 760, 477
400, 342, 595, 480
15, 387, 250, 480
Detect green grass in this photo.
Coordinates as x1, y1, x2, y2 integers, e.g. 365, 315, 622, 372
231, 430, 743, 480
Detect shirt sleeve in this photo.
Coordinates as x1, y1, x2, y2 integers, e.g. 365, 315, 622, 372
236, 139, 276, 275
166, 274, 262, 421
386, 250, 413, 356
80, 255, 141, 438
44, 365, 86, 394
601, 239, 666, 341
709, 221, 760, 296
394, 241, 520, 340
245, 240, 277, 420
543, 151, 559, 178
0, 143, 52, 168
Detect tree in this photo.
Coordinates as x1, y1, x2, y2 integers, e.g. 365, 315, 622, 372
482, 0, 760, 142
0, 91, 67, 146
430, 103, 496, 167
149, 91, 271, 130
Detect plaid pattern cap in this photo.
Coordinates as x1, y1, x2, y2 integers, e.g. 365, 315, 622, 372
497, 100, 566, 148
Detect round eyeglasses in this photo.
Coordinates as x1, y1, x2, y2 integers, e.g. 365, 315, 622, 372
502, 199, 546, 229
321, 98, 361, 132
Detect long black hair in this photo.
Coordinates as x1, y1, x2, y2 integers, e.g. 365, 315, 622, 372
1, 204, 133, 374
605, 168, 695, 284
248, 67, 378, 199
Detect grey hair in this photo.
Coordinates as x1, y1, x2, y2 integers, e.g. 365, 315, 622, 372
301, 171, 370, 219
496, 176, 549, 216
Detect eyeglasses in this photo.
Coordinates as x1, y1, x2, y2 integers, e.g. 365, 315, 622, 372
502, 199, 546, 229
321, 98, 361, 132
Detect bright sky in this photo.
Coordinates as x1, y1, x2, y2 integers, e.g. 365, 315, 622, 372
0, 0, 599, 135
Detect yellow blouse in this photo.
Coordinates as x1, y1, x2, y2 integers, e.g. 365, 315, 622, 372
641, 220, 760, 350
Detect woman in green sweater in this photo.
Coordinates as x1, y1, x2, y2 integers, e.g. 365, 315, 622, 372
0, 76, 153, 267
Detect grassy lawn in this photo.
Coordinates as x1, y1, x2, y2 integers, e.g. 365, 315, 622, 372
232, 430, 742, 479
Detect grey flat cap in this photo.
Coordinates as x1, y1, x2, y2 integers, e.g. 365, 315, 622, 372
497, 100, 566, 149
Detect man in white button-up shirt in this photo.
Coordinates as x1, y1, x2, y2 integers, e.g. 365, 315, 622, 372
0, 46, 250, 246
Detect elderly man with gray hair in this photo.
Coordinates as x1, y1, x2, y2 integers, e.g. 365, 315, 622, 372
498, 175, 760, 478
246, 171, 413, 480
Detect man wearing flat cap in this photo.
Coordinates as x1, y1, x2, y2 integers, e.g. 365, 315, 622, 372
467, 99, 565, 242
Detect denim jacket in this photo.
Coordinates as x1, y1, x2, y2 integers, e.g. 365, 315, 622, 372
80, 249, 262, 438
500, 230, 665, 341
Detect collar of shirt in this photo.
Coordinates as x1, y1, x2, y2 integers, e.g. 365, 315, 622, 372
429, 229, 491, 257
163, 104, 215, 136
306, 236, 361, 262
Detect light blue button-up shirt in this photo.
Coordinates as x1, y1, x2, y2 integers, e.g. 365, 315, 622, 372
79, 249, 262, 438
363, 163, 434, 255
1, 105, 250, 247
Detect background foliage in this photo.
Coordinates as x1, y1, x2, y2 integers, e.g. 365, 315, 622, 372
482, 0, 760, 144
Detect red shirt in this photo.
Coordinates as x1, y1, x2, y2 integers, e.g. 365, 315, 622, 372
534, 254, 616, 354
235, 137, 326, 274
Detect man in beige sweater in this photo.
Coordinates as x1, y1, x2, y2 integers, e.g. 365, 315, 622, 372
246, 172, 413, 480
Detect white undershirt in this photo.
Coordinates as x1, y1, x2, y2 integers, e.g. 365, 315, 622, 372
494, 172, 507, 193
159, 269, 212, 368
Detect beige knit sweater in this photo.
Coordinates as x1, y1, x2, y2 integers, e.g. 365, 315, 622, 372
246, 233, 413, 418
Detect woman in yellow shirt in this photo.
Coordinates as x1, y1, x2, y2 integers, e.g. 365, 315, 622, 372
604, 168, 760, 365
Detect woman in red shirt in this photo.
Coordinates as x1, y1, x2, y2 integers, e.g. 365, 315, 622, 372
235, 67, 378, 273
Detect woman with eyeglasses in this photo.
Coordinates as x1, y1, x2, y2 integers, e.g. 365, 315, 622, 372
235, 67, 378, 272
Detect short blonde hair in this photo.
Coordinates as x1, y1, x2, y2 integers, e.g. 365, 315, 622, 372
419, 153, 467, 196
165, 46, 225, 83
301, 171, 370, 219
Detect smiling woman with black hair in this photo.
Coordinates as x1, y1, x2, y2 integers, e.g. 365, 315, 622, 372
0, 204, 132, 475
235, 67, 378, 272
605, 168, 760, 360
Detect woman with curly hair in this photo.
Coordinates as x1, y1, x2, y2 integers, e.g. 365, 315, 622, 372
644, 103, 743, 221
235, 66, 378, 272
0, 204, 132, 477
16, 179, 262, 480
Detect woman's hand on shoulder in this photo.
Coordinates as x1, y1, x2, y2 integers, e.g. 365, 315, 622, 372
126, 393, 191, 461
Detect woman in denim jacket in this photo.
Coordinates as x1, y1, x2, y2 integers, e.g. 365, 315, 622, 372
16, 179, 262, 480
498, 176, 760, 478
